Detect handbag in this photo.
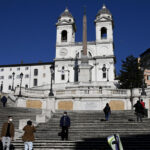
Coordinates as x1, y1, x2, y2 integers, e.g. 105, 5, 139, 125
58, 132, 62, 136
10, 144, 15, 150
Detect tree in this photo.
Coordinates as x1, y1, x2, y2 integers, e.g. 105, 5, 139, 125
118, 55, 143, 89
118, 55, 143, 109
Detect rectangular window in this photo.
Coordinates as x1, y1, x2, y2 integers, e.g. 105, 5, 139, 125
17, 68, 20, 71
0, 76, 4, 79
147, 75, 150, 80
1, 68, 4, 72
43, 73, 46, 78
25, 74, 29, 78
25, 67, 29, 70
33, 79, 38, 86
34, 69, 38, 76
61, 74, 65, 80
25, 84, 28, 88
8, 75, 12, 79
8, 85, 11, 90
16, 75, 20, 79
103, 73, 106, 78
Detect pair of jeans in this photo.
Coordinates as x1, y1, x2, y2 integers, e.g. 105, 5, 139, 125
2, 137, 11, 150
24, 142, 33, 150
137, 112, 142, 122
105, 112, 110, 121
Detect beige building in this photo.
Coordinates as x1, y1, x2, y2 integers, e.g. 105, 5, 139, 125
139, 48, 150, 87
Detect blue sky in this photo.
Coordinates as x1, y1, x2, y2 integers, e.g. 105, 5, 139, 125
0, 0, 150, 74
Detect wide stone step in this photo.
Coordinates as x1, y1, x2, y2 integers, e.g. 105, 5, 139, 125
11, 138, 150, 150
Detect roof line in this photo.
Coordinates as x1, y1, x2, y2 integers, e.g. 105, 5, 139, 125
0, 62, 54, 68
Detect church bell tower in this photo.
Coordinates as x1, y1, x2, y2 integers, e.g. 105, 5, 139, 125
56, 8, 76, 45
95, 4, 114, 43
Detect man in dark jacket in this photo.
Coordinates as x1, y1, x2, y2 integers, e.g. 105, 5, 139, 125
0, 116, 14, 150
134, 100, 144, 122
1, 96, 7, 107
60, 112, 70, 140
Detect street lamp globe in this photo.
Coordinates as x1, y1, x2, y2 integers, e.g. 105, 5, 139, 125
20, 72, 23, 78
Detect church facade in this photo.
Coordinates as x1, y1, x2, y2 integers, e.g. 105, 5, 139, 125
55, 5, 116, 86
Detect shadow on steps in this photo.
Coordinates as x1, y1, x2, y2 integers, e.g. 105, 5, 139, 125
74, 134, 150, 150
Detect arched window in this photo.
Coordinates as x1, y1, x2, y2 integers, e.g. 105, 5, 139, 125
61, 30, 67, 42
102, 64, 106, 78
101, 27, 107, 39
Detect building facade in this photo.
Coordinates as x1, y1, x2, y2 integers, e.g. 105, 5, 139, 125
139, 48, 150, 87
0, 62, 52, 93
55, 5, 116, 85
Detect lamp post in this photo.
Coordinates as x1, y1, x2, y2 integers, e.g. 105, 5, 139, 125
49, 65, 54, 96
141, 67, 146, 96
12, 72, 15, 91
66, 70, 70, 83
93, 57, 99, 82
1, 81, 3, 92
18, 72, 23, 97
107, 68, 109, 81
130, 83, 133, 110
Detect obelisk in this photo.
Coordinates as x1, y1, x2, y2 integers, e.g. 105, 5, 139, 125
81, 8, 88, 64
79, 8, 92, 82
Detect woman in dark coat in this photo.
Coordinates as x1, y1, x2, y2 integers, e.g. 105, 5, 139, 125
22, 120, 36, 150
103, 103, 111, 121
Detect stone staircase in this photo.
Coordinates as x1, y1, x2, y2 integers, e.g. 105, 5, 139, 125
11, 110, 150, 150
0, 101, 42, 141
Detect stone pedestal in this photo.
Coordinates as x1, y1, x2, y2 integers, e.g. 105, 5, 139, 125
79, 63, 92, 82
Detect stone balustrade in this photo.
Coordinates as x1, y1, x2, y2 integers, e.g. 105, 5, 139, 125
14, 86, 150, 99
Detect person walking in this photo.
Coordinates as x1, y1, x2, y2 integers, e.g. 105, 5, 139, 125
134, 100, 144, 122
140, 99, 147, 117
0, 116, 14, 150
60, 112, 70, 141
140, 99, 145, 109
22, 120, 36, 150
103, 103, 111, 121
1, 96, 7, 107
